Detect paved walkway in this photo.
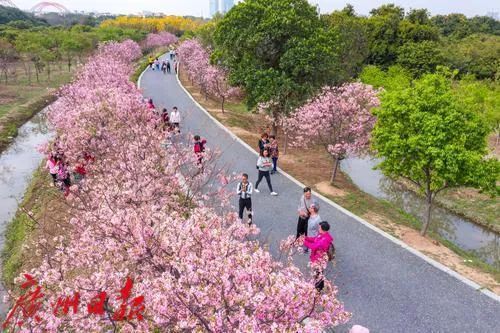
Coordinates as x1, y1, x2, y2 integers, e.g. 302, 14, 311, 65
140, 57, 500, 332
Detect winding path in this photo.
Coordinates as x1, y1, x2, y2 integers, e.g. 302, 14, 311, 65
140, 57, 500, 332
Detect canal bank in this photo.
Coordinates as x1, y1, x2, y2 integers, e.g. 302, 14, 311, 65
342, 156, 499, 269
0, 111, 53, 315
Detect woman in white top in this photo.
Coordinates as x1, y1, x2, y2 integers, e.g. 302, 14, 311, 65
254, 149, 278, 196
170, 106, 181, 133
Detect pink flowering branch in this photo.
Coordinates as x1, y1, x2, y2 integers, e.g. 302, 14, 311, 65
143, 32, 178, 51
177, 40, 241, 112
286, 83, 380, 183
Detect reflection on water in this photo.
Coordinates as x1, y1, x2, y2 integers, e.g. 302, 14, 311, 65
0, 110, 53, 316
342, 157, 500, 269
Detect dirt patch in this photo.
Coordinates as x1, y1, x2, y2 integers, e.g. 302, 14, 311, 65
315, 181, 347, 197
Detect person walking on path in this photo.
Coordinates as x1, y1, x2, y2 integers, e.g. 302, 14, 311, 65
303, 221, 334, 291
170, 106, 181, 133
161, 61, 167, 74
307, 202, 322, 238
166, 61, 171, 73
237, 173, 253, 225
296, 187, 313, 239
154, 58, 160, 71
258, 133, 269, 155
269, 135, 279, 174
148, 56, 154, 70
254, 149, 278, 196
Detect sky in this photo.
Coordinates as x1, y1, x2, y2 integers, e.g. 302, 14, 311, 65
11, 0, 500, 18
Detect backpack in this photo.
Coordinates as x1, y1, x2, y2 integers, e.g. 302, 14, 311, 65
195, 141, 206, 153
327, 242, 336, 261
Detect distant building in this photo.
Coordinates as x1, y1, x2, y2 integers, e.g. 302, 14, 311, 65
209, 0, 234, 17
486, 11, 499, 20
209, 0, 219, 17
221, 0, 234, 13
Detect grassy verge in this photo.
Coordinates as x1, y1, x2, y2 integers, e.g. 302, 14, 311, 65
0, 62, 73, 153
1, 167, 52, 288
178, 67, 500, 292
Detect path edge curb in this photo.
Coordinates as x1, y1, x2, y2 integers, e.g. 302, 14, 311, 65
138, 58, 500, 303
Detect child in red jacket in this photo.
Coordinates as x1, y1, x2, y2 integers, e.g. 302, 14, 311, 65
194, 135, 207, 166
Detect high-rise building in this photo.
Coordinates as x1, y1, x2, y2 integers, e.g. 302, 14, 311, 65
221, 0, 234, 13
209, 0, 235, 17
209, 0, 219, 17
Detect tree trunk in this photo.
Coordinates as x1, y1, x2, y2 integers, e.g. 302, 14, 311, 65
47, 63, 51, 82
330, 157, 339, 184
283, 132, 288, 155
67, 57, 71, 72
27, 63, 32, 85
221, 97, 225, 113
420, 192, 433, 236
271, 122, 278, 137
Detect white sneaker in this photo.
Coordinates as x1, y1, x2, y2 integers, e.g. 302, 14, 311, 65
254, 188, 260, 193
270, 192, 278, 196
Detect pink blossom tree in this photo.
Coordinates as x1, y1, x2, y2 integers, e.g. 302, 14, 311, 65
143, 32, 178, 51
3, 39, 351, 332
287, 83, 380, 183
177, 40, 241, 107
205, 66, 242, 112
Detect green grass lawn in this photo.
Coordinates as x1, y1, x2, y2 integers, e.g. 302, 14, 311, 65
0, 61, 73, 152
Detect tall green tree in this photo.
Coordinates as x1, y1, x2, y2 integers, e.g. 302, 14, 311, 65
213, 0, 342, 134
441, 34, 500, 79
322, 5, 369, 79
359, 65, 411, 91
455, 75, 500, 145
372, 73, 499, 236
396, 41, 443, 76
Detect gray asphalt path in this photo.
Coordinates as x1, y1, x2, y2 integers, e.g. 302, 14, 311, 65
140, 57, 500, 333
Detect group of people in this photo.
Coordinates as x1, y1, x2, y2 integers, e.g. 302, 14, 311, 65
148, 53, 176, 75
45, 145, 92, 196
146, 98, 208, 168
254, 132, 280, 195
236, 133, 337, 292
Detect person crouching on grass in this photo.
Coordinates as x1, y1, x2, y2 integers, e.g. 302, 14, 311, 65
236, 173, 253, 225
254, 148, 278, 196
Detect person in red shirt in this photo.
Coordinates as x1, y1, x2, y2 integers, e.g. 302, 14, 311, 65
193, 135, 207, 166
73, 160, 87, 183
